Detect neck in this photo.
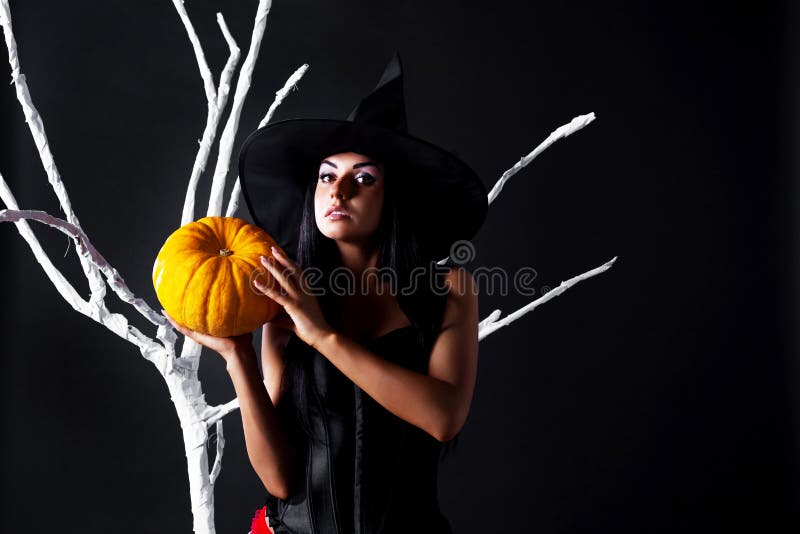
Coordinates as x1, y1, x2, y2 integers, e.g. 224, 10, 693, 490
336, 240, 380, 294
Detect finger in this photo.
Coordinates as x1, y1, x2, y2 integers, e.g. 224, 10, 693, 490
161, 309, 179, 328
162, 310, 193, 337
268, 247, 303, 287
256, 261, 289, 298
260, 255, 297, 297
253, 276, 288, 307
268, 253, 300, 291
255, 259, 285, 293
270, 247, 310, 293
270, 245, 299, 270
251, 267, 277, 296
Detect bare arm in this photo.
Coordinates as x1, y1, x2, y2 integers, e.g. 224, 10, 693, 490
161, 310, 297, 500
226, 345, 295, 500
311, 267, 479, 442
261, 321, 291, 406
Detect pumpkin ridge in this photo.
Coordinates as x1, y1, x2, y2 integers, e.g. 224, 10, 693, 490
229, 218, 251, 251
228, 258, 242, 335
231, 254, 259, 281
180, 253, 215, 329
176, 224, 212, 248
197, 217, 226, 251
219, 218, 237, 251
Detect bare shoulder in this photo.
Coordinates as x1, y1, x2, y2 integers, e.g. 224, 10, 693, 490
443, 266, 477, 299
438, 266, 478, 331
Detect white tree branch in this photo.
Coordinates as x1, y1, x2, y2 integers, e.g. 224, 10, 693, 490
478, 256, 618, 341
0, 202, 173, 366
486, 112, 596, 205
436, 112, 597, 266
206, 0, 272, 217
225, 63, 310, 217
206, 397, 241, 427
0, 172, 174, 353
225, 179, 243, 217
0, 0, 106, 305
172, 0, 217, 103
209, 419, 225, 486
214, 13, 239, 111
258, 63, 309, 128
175, 3, 242, 225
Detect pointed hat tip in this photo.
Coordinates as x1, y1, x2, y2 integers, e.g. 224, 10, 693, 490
345, 50, 408, 128
376, 50, 404, 88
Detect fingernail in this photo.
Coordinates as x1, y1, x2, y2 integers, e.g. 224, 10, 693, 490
271, 246, 279, 255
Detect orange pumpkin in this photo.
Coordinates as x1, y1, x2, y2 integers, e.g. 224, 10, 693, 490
152, 216, 284, 337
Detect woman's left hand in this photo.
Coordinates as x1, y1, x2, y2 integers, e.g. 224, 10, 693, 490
254, 246, 334, 349
160, 310, 254, 365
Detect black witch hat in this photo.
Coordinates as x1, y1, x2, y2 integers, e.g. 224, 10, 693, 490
238, 51, 488, 262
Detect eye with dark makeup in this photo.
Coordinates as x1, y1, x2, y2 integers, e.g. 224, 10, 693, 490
355, 172, 376, 184
318, 172, 376, 184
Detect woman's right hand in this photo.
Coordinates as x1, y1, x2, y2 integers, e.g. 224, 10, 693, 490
161, 309, 254, 364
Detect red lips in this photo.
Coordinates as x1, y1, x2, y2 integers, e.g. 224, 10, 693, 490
324, 204, 350, 217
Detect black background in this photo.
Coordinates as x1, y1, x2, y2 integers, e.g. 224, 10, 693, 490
1, 1, 797, 533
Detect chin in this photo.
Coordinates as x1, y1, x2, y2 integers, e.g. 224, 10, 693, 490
319, 223, 353, 241
320, 226, 370, 244
321, 229, 346, 241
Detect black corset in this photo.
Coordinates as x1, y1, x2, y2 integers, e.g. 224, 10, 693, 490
263, 325, 454, 534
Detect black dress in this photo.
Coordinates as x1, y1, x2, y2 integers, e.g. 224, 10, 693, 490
262, 324, 454, 534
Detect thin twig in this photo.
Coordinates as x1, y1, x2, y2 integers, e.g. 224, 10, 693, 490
176, 5, 242, 225
478, 256, 618, 340
487, 113, 596, 205
206, 0, 273, 217
225, 63, 310, 217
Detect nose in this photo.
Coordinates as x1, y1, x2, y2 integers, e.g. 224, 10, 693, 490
330, 175, 354, 200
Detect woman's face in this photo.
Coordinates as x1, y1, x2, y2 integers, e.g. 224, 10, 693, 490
314, 151, 385, 246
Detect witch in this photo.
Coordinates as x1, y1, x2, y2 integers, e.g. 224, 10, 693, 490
165, 52, 487, 533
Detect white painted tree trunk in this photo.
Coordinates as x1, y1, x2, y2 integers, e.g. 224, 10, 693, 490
166, 361, 219, 534
0, 2, 616, 533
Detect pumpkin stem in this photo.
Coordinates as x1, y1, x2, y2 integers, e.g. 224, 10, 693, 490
219, 248, 233, 257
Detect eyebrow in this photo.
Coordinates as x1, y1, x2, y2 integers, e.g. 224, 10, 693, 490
320, 160, 380, 170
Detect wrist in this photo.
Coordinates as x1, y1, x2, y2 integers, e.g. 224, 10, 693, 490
223, 345, 256, 373
264, 329, 291, 350
310, 327, 337, 351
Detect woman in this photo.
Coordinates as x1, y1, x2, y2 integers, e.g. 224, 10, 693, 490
165, 52, 487, 533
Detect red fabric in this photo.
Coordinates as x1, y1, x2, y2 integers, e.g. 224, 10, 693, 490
250, 505, 273, 534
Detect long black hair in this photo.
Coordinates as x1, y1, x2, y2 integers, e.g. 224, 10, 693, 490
279, 158, 461, 459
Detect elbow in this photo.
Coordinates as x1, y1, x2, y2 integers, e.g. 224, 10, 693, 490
256, 469, 292, 501
431, 393, 470, 442
432, 418, 463, 443
433, 430, 454, 443
266, 480, 290, 501
434, 429, 457, 443
253, 452, 296, 501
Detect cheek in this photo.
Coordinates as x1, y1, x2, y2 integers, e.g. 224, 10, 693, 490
365, 189, 385, 224
314, 189, 326, 219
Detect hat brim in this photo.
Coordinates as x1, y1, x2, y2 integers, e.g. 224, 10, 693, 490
238, 118, 487, 261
